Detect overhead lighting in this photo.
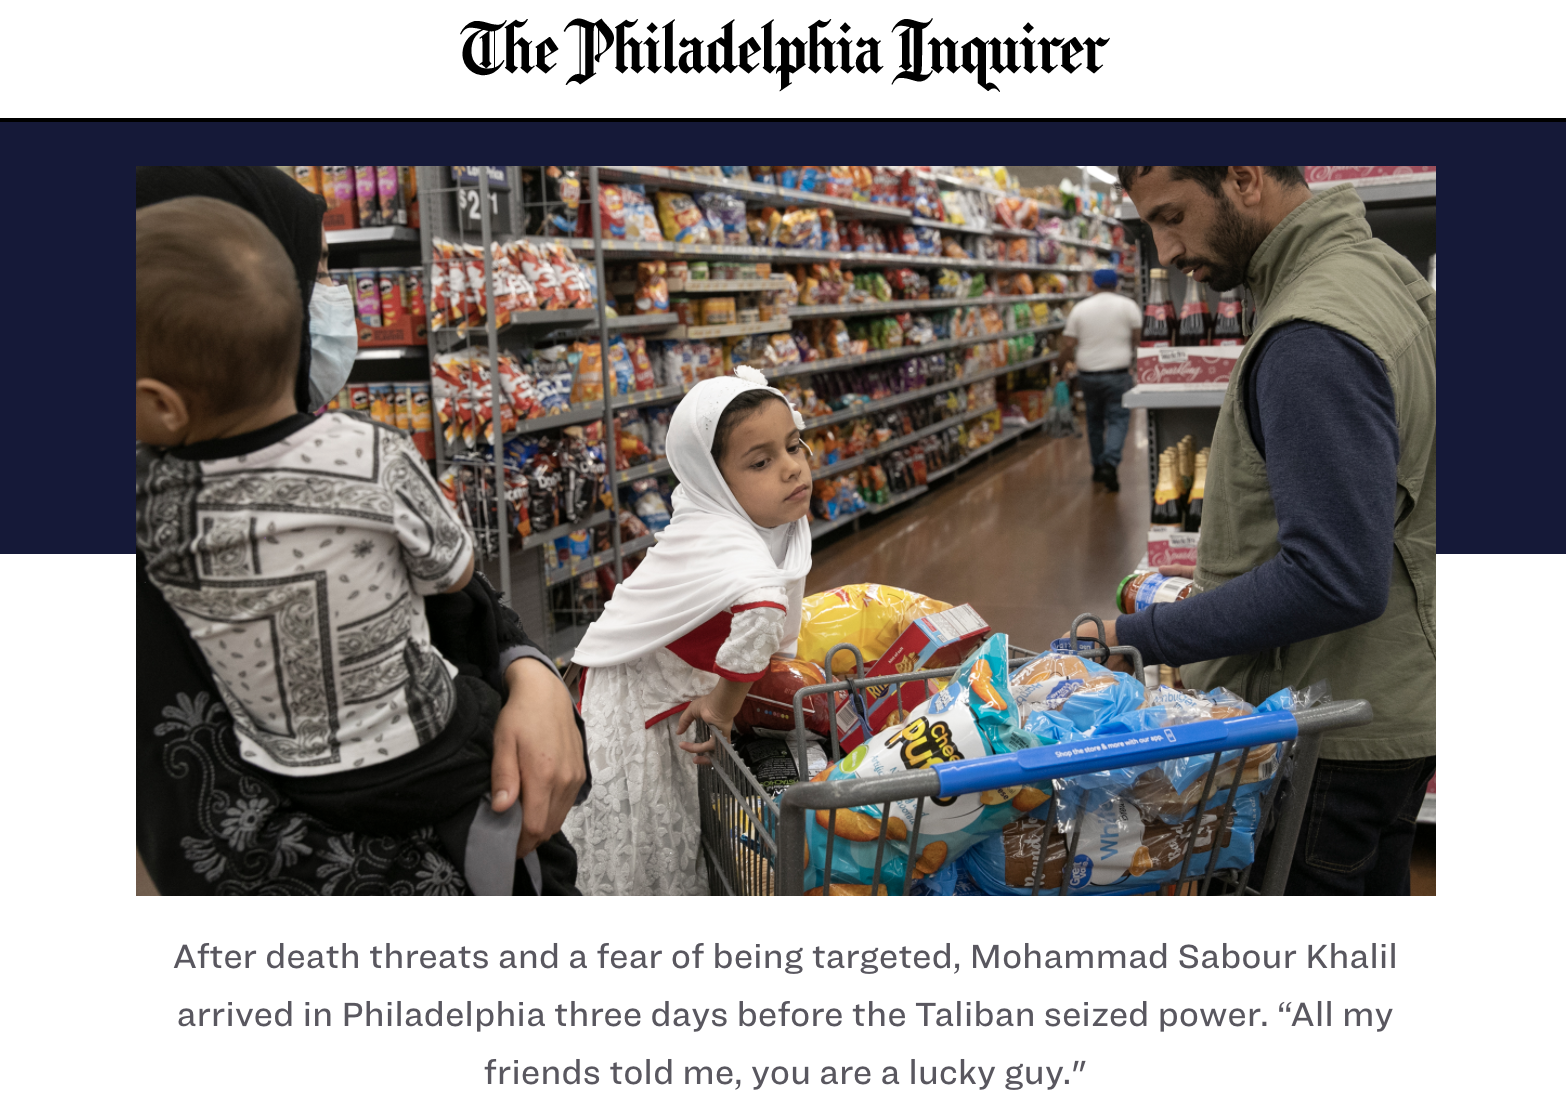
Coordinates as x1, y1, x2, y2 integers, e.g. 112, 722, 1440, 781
1079, 165, 1118, 185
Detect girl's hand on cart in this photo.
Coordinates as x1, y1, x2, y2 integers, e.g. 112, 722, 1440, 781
676, 695, 731, 766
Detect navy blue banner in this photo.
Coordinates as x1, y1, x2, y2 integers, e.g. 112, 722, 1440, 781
5, 119, 1541, 552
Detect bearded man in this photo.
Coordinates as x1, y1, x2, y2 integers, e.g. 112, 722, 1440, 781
1089, 166, 1435, 895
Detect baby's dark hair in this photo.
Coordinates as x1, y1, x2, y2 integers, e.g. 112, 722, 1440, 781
711, 390, 787, 465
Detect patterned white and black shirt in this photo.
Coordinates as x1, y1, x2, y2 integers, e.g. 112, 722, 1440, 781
137, 413, 474, 777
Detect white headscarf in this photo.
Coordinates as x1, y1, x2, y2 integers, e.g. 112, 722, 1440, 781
572, 368, 813, 669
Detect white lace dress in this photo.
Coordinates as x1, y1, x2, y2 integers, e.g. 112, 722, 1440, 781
564, 586, 790, 896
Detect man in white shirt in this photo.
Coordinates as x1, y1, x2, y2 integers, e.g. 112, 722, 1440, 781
1060, 268, 1143, 492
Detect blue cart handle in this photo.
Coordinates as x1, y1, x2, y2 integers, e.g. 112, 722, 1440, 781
933, 712, 1301, 795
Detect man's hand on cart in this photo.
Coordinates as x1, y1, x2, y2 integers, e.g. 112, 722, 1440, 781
1067, 616, 1135, 673
1153, 561, 1197, 578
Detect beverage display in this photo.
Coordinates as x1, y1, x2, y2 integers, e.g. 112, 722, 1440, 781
1184, 448, 1207, 533
1176, 436, 1195, 502
1212, 287, 1244, 346
1141, 268, 1175, 347
1151, 448, 1183, 528
1177, 278, 1212, 346
1117, 571, 1195, 614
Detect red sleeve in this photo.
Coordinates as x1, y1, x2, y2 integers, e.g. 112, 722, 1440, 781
664, 600, 787, 678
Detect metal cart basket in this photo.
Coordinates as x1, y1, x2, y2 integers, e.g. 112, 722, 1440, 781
697, 614, 1371, 896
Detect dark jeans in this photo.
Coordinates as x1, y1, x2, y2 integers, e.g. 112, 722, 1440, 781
1078, 370, 1134, 469
1268, 755, 1436, 895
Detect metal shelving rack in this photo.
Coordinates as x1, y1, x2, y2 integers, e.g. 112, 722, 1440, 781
396, 166, 1091, 665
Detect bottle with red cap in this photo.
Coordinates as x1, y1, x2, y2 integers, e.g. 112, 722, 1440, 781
1177, 277, 1213, 346
1140, 268, 1175, 347
1211, 287, 1245, 346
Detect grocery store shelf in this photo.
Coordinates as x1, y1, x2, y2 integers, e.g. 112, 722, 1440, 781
616, 458, 672, 484
550, 622, 591, 670
354, 346, 428, 361
809, 404, 999, 481
545, 531, 658, 586
433, 308, 598, 344
1122, 383, 1228, 409
669, 277, 793, 293
326, 226, 420, 246
810, 483, 931, 540
520, 509, 615, 552
598, 166, 911, 222
1047, 233, 1114, 250
925, 424, 1021, 482
768, 321, 1064, 382
801, 352, 1051, 434
910, 215, 1036, 239
659, 318, 791, 340
609, 312, 679, 332
789, 291, 1064, 320
560, 234, 1104, 275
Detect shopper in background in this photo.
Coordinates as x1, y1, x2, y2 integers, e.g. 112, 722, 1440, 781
135, 166, 587, 895
1088, 166, 1435, 895
1058, 267, 1142, 491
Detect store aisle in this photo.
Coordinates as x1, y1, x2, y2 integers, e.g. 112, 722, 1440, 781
807, 410, 1150, 650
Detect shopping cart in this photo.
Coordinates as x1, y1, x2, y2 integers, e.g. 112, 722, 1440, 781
697, 614, 1372, 896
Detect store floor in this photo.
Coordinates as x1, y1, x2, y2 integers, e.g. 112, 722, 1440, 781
807, 413, 1152, 652
806, 410, 1437, 897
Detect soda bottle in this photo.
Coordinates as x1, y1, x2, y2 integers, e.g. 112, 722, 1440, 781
1184, 449, 1207, 533
1177, 278, 1212, 346
1212, 288, 1244, 346
1151, 449, 1183, 529
1117, 571, 1195, 614
1141, 268, 1175, 347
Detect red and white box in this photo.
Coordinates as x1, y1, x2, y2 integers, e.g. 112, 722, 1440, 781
835, 604, 991, 752
1148, 529, 1198, 567
1303, 166, 1437, 187
1136, 345, 1242, 386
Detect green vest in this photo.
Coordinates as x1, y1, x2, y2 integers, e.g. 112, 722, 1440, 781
1179, 185, 1436, 760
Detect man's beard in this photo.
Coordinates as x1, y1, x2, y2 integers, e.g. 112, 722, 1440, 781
1184, 191, 1269, 292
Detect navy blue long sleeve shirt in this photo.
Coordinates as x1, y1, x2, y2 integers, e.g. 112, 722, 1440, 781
1116, 321, 1400, 667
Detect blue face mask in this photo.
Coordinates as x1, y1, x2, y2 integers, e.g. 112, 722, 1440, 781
307, 282, 359, 409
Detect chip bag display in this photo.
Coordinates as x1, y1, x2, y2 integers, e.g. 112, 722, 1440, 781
802, 634, 1053, 894
655, 190, 712, 244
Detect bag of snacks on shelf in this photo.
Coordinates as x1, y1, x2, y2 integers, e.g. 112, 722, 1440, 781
777, 207, 823, 249
515, 239, 565, 310
818, 208, 840, 252
655, 190, 711, 244
803, 634, 1053, 894
696, 191, 749, 245
569, 342, 604, 404
546, 241, 594, 308
620, 185, 662, 241
628, 476, 671, 531
606, 337, 636, 396
595, 184, 627, 238
616, 413, 653, 468
625, 335, 657, 391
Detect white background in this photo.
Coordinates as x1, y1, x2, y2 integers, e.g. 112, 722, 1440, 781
5, 554, 1555, 1103
29, 4, 1541, 1092
4, 0, 1560, 116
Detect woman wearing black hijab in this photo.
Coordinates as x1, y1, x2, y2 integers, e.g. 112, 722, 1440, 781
136, 167, 586, 894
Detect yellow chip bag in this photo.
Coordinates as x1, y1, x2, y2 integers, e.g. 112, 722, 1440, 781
799, 583, 954, 675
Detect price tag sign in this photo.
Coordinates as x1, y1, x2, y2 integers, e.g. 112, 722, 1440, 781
448, 166, 511, 235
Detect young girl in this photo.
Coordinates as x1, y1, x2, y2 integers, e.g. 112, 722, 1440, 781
564, 368, 814, 895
